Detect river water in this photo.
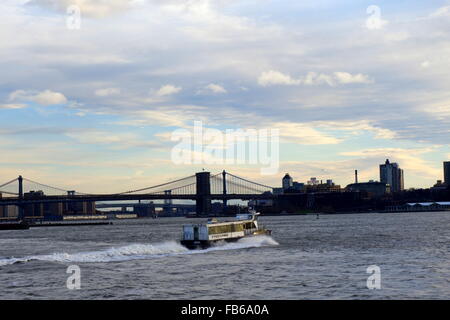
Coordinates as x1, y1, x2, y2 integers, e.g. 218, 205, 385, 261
0, 212, 449, 299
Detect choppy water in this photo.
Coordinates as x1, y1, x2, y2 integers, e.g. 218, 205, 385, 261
0, 212, 449, 299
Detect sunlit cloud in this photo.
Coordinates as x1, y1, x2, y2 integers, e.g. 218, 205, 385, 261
0, 103, 27, 109
95, 88, 121, 97
9, 89, 68, 106
155, 84, 182, 97
204, 83, 227, 94
258, 70, 372, 87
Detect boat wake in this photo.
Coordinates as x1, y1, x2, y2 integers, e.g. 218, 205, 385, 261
0, 235, 278, 266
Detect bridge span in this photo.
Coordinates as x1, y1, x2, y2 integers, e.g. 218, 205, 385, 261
0, 171, 275, 218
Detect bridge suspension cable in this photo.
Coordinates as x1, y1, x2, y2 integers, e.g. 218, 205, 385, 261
225, 172, 274, 190
21, 178, 92, 196
0, 178, 18, 189
0, 191, 19, 196
157, 182, 197, 195
0, 178, 19, 197
208, 171, 274, 195
117, 174, 197, 195
22, 178, 73, 193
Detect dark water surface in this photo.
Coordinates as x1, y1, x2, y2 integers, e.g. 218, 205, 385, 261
0, 212, 449, 299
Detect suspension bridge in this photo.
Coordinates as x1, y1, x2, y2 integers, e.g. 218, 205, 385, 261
0, 171, 275, 217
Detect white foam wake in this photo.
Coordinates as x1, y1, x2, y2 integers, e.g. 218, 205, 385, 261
0, 235, 278, 266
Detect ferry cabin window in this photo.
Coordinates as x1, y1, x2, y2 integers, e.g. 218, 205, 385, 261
209, 225, 231, 234
208, 224, 245, 234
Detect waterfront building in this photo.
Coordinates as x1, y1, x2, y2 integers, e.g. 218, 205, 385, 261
21, 190, 96, 219
282, 173, 293, 190
292, 182, 305, 192
0, 205, 19, 219
444, 161, 450, 186
24, 191, 45, 218
346, 181, 389, 198
65, 200, 96, 215
380, 159, 404, 193
305, 181, 341, 193
431, 180, 447, 191
386, 202, 450, 212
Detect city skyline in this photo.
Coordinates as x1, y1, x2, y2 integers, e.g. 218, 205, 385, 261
1, 1, 450, 192
1, 158, 449, 195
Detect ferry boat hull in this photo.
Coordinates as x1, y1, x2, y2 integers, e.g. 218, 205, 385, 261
181, 230, 272, 250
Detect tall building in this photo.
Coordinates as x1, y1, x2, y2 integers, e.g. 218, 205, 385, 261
444, 161, 450, 186
380, 159, 404, 193
282, 173, 293, 190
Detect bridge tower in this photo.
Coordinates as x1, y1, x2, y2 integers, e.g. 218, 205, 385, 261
222, 170, 227, 213
196, 171, 211, 216
18, 175, 24, 220
164, 190, 172, 215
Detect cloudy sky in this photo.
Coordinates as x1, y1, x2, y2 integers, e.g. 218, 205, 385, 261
1, 0, 450, 193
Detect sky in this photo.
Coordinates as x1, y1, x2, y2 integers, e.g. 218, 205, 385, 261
1, 0, 450, 193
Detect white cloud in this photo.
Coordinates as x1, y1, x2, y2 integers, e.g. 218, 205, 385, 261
8, 90, 27, 102
421, 60, 430, 68
366, 17, 389, 30
333, 72, 372, 84
204, 83, 227, 94
110, 105, 207, 128
302, 72, 335, 86
430, 6, 450, 18
9, 89, 67, 106
416, 98, 450, 120
274, 121, 341, 145
313, 120, 397, 140
33, 90, 68, 105
155, 84, 182, 97
258, 70, 372, 87
258, 70, 301, 86
0, 103, 27, 109
95, 87, 121, 97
